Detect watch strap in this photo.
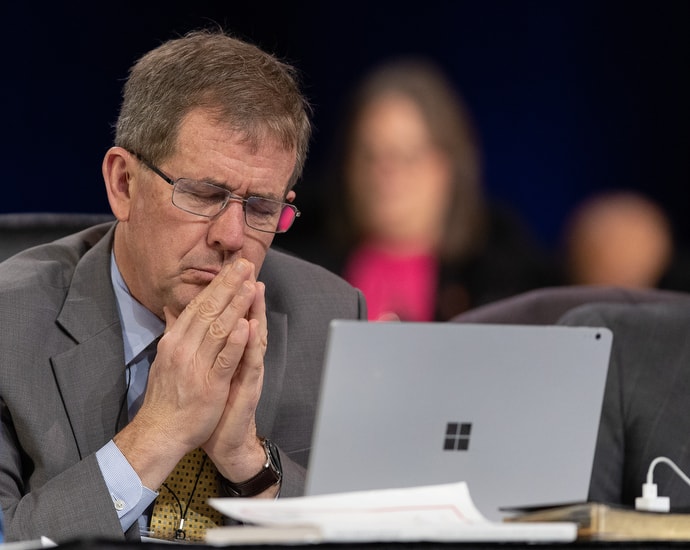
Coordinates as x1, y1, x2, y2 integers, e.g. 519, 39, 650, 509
221, 438, 282, 498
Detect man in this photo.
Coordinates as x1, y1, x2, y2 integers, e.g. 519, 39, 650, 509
0, 30, 366, 542
559, 301, 690, 512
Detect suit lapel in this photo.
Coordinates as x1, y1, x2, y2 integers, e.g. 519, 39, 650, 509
257, 308, 288, 436
257, 251, 289, 436
51, 226, 126, 458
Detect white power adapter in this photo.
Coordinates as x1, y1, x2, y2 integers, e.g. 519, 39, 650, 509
635, 482, 670, 512
634, 456, 690, 513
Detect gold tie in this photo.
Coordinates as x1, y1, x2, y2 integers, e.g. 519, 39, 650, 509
150, 448, 223, 542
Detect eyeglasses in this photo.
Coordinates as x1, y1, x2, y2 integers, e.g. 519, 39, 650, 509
132, 153, 300, 234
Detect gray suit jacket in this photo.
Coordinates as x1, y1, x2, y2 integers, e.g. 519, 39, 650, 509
558, 301, 690, 512
0, 223, 366, 542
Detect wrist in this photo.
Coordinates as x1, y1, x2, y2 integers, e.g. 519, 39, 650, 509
221, 437, 282, 498
113, 424, 185, 490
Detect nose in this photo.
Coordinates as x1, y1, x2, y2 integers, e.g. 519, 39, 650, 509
206, 201, 246, 252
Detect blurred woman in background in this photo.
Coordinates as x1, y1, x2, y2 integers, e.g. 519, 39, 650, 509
321, 58, 557, 321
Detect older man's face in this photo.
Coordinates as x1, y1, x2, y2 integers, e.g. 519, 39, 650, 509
116, 108, 297, 319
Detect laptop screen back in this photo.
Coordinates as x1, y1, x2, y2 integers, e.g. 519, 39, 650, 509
305, 320, 612, 521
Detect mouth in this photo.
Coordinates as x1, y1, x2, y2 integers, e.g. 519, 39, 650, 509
180, 266, 220, 285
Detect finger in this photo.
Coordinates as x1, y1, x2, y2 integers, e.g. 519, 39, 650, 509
209, 317, 251, 381
213, 286, 267, 429
247, 282, 266, 326
243, 282, 268, 373
167, 259, 254, 349
236, 318, 266, 392
225, 285, 267, 406
195, 278, 258, 369
203, 317, 265, 457
163, 306, 178, 333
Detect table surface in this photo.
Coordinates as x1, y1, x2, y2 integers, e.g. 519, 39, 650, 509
48, 537, 690, 550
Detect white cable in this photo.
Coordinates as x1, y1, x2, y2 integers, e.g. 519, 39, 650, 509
635, 456, 690, 512
646, 457, 690, 488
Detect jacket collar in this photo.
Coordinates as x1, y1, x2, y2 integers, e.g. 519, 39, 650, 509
52, 223, 126, 457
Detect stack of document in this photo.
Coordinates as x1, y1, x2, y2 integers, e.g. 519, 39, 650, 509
206, 481, 577, 545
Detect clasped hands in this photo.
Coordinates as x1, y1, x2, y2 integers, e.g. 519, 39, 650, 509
114, 258, 270, 493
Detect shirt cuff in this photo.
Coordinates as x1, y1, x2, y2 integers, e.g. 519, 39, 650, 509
96, 440, 158, 531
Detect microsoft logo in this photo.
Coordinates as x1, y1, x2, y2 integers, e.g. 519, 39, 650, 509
444, 422, 472, 451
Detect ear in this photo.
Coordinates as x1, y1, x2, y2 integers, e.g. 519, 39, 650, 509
286, 189, 297, 203
102, 147, 136, 221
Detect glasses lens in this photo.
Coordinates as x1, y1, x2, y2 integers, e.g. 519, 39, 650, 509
276, 205, 297, 233
246, 197, 293, 233
173, 179, 226, 217
171, 179, 297, 233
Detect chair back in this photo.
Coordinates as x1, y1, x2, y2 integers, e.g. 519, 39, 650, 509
0, 212, 114, 262
450, 285, 690, 325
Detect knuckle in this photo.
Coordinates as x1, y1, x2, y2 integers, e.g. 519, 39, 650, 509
196, 296, 223, 321
214, 352, 236, 371
157, 335, 190, 366
220, 273, 240, 289
208, 318, 230, 340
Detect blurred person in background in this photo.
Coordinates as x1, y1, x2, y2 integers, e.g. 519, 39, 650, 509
562, 191, 675, 289
312, 58, 558, 321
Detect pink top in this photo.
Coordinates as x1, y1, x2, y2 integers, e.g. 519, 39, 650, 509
343, 244, 438, 322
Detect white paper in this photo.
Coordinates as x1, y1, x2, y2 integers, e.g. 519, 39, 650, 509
0, 537, 56, 549
206, 481, 577, 544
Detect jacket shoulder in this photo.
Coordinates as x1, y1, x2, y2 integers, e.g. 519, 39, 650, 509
261, 247, 365, 317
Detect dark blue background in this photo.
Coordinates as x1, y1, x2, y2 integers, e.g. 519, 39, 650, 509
4, 1, 688, 253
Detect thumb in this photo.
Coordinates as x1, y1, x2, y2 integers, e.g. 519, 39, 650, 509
163, 306, 178, 333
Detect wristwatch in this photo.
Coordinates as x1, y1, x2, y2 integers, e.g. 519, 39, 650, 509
221, 437, 282, 497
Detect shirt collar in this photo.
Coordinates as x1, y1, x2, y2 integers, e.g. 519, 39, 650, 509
110, 252, 165, 365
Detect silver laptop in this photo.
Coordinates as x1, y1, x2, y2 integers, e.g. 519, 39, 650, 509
305, 320, 612, 521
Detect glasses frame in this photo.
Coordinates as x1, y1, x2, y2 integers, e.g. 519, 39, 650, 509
132, 152, 300, 234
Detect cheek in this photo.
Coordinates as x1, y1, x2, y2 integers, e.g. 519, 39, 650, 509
130, 194, 204, 266
415, 155, 453, 215
128, 182, 173, 237
241, 232, 273, 271
132, 207, 172, 252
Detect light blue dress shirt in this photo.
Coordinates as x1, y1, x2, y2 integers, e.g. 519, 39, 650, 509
95, 254, 164, 533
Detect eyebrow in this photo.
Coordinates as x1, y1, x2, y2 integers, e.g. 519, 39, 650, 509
192, 177, 284, 202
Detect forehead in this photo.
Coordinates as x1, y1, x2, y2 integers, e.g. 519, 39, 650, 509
355, 94, 431, 146
170, 109, 297, 194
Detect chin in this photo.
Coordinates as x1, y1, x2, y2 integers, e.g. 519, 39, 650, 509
167, 285, 205, 318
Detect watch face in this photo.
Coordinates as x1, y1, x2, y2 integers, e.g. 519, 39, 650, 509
265, 439, 282, 479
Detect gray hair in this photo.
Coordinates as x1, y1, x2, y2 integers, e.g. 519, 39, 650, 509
115, 29, 312, 190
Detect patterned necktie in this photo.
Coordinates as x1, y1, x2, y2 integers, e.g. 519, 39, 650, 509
149, 447, 224, 542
